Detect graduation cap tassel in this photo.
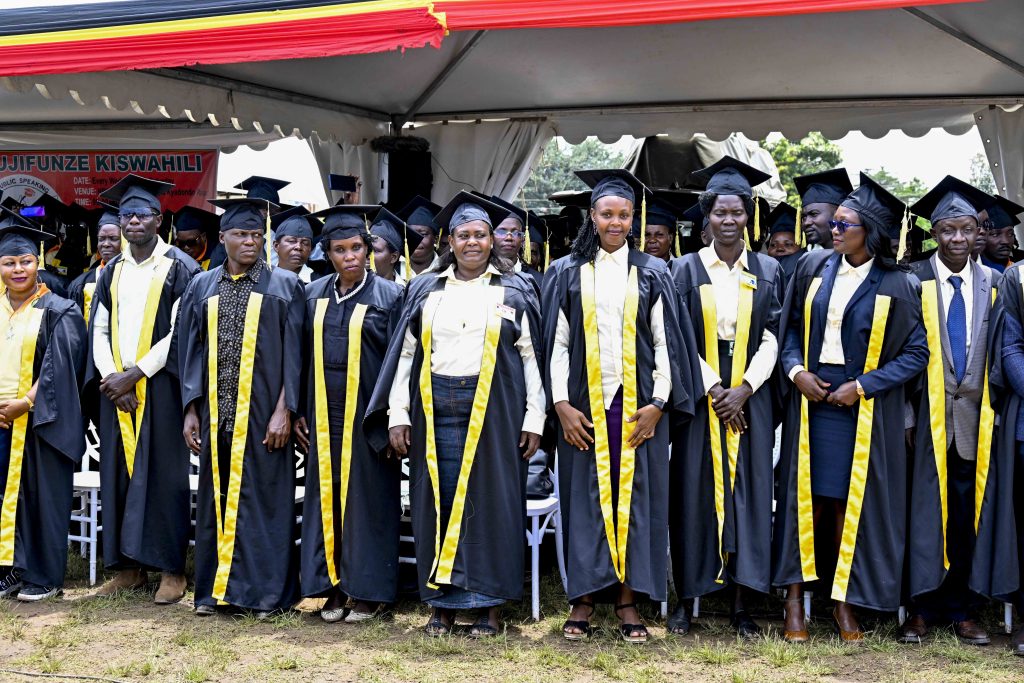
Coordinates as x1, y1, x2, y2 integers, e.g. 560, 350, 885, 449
404, 235, 411, 282
365, 215, 376, 272
86, 228, 92, 258
639, 193, 647, 252
39, 241, 44, 263
265, 200, 273, 269
544, 238, 550, 271
674, 227, 682, 258
896, 206, 910, 263
521, 189, 532, 265
753, 195, 761, 244
794, 204, 803, 248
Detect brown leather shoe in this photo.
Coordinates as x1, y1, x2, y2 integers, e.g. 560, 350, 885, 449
833, 606, 864, 644
94, 568, 147, 597
153, 573, 187, 605
900, 614, 928, 643
1011, 626, 1024, 656
953, 619, 990, 646
783, 598, 809, 643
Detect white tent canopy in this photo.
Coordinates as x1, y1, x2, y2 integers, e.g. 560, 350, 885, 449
3, 1, 1024, 205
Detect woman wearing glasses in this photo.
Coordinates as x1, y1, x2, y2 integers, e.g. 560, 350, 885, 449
773, 174, 928, 642
667, 157, 785, 639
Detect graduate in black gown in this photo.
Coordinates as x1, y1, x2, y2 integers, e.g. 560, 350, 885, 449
902, 177, 1004, 645
365, 192, 545, 638
640, 197, 683, 263
774, 174, 929, 642
369, 207, 425, 286
67, 209, 121, 325
486, 195, 545, 296
0, 214, 86, 600
765, 202, 803, 285
667, 157, 784, 638
298, 205, 404, 623
89, 175, 202, 604
543, 170, 697, 644
178, 198, 305, 616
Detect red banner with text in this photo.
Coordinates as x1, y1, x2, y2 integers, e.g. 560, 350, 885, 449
0, 149, 218, 212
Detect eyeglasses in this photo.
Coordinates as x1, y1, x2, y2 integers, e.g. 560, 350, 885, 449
174, 238, 204, 249
494, 228, 524, 239
828, 220, 864, 234
119, 211, 160, 221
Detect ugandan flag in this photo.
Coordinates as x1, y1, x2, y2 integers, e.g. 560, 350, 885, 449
0, 0, 976, 77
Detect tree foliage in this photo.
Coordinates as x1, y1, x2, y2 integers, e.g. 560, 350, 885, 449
969, 152, 996, 195
860, 167, 929, 206
524, 138, 624, 213
762, 133, 843, 206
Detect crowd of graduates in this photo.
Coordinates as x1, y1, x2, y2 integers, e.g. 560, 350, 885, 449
3, 157, 1024, 655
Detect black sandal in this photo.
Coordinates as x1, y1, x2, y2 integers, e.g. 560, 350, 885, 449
614, 603, 648, 644
424, 608, 454, 637
468, 609, 499, 638
562, 600, 595, 641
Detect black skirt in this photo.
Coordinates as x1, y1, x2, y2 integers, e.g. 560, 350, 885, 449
808, 364, 857, 500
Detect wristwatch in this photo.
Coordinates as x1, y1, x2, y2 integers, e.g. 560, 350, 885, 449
855, 380, 865, 398
650, 398, 666, 411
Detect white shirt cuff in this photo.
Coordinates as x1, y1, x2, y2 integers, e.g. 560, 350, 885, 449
787, 364, 806, 382
387, 409, 412, 429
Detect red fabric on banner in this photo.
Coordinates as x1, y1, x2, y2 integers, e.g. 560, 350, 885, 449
439, 0, 978, 31
0, 7, 443, 76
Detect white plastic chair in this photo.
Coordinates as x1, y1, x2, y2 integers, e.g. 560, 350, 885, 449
525, 450, 567, 620
69, 422, 102, 585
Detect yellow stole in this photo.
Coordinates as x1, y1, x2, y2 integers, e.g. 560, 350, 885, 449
311, 297, 367, 587
832, 294, 892, 602
0, 289, 48, 564
794, 278, 822, 581
109, 256, 174, 477
579, 261, 640, 582
206, 293, 263, 603
420, 278, 505, 588
974, 287, 998, 532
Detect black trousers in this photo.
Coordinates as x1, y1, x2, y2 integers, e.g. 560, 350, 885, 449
914, 444, 977, 622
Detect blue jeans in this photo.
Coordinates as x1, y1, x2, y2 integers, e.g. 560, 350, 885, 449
426, 374, 503, 610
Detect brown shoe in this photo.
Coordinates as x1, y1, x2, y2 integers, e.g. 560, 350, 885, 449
94, 568, 147, 597
833, 605, 864, 644
953, 619, 990, 646
153, 573, 187, 605
900, 614, 928, 644
1011, 626, 1024, 656
783, 598, 809, 643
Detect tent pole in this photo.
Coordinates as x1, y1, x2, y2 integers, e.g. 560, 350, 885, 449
903, 8, 1024, 79
393, 30, 488, 130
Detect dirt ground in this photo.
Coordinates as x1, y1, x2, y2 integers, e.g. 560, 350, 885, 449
1, 557, 1022, 683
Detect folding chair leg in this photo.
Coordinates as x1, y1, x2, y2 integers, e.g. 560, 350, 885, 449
693, 595, 700, 619
554, 508, 567, 593
898, 606, 907, 626
89, 489, 99, 586
531, 516, 541, 621
803, 591, 811, 620
1005, 602, 1013, 635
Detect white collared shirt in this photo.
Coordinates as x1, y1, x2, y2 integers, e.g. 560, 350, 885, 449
818, 256, 874, 365
550, 246, 672, 409
387, 264, 545, 435
695, 244, 779, 393
92, 239, 179, 378
934, 256, 974, 349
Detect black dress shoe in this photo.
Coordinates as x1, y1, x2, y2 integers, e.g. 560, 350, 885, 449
1010, 626, 1024, 656
731, 610, 761, 639
667, 604, 691, 636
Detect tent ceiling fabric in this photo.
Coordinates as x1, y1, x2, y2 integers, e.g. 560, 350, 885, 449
0, 1, 1022, 142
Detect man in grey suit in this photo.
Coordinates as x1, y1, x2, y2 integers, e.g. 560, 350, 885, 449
902, 177, 998, 645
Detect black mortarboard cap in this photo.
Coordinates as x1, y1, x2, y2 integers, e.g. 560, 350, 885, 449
574, 169, 651, 206
548, 190, 592, 208
435, 191, 511, 232
767, 202, 798, 235
99, 174, 173, 212
370, 206, 425, 254
911, 175, 991, 225
209, 198, 267, 232
311, 204, 377, 242
234, 175, 288, 206
0, 207, 54, 257
682, 201, 708, 229
275, 213, 322, 242
841, 173, 908, 239
328, 174, 358, 193
983, 194, 1024, 229
794, 168, 853, 207
96, 208, 121, 229
397, 195, 441, 233
484, 194, 545, 231
640, 196, 682, 229
688, 156, 771, 197
173, 206, 219, 237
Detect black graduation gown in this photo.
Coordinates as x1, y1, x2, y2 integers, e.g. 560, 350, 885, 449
364, 269, 542, 603
89, 247, 201, 574
773, 250, 929, 611
67, 268, 99, 324
776, 251, 802, 286
669, 250, 784, 597
542, 250, 697, 603
519, 263, 543, 299
975, 264, 1024, 601
300, 272, 404, 602
906, 261, 1011, 601
0, 293, 86, 588
178, 264, 305, 611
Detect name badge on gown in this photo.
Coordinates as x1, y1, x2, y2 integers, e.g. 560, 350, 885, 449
495, 303, 516, 322
740, 271, 757, 289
